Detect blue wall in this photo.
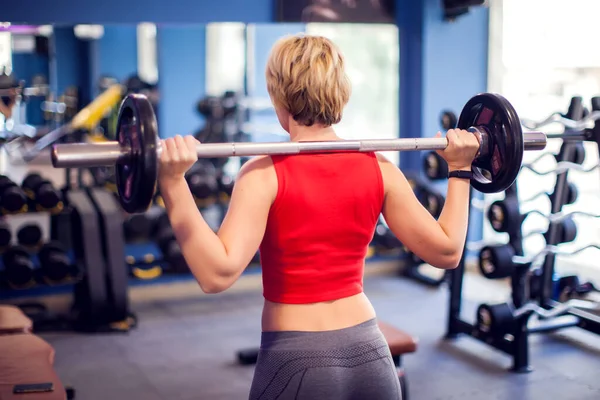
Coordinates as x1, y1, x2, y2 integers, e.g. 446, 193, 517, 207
49, 27, 89, 100
156, 26, 207, 138
11, 50, 49, 126
2, 0, 273, 24
421, 0, 489, 243
90, 26, 138, 97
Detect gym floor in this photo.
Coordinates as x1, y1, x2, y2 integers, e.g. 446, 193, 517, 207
37, 267, 600, 400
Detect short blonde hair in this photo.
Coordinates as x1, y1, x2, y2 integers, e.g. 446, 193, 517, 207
266, 34, 351, 127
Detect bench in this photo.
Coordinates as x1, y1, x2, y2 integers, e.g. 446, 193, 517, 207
0, 305, 33, 335
0, 305, 74, 400
377, 321, 418, 400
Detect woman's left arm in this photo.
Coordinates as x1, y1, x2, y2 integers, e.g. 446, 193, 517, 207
159, 155, 276, 293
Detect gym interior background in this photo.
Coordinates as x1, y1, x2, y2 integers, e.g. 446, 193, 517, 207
1, 0, 600, 399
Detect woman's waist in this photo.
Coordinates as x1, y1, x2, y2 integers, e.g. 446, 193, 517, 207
259, 316, 386, 353
261, 292, 376, 333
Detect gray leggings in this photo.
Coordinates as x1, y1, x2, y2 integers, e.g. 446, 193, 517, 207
249, 318, 402, 400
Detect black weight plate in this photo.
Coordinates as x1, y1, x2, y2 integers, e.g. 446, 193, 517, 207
36, 183, 61, 210
565, 182, 578, 205
3, 246, 35, 287
39, 241, 70, 283
477, 303, 514, 334
557, 217, 578, 244
116, 94, 159, 214
478, 244, 515, 279
17, 224, 42, 247
458, 93, 524, 193
1, 186, 27, 213
487, 196, 521, 233
439, 110, 458, 130
423, 151, 449, 181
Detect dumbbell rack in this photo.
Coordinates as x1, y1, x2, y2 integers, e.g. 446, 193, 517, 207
444, 96, 600, 372
537, 97, 600, 336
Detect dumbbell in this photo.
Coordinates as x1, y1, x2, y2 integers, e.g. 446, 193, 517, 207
552, 217, 577, 244
556, 142, 585, 165
17, 224, 43, 249
123, 213, 152, 243
423, 151, 449, 181
21, 173, 62, 213
153, 212, 187, 272
185, 162, 219, 208
487, 196, 521, 233
550, 182, 578, 206
0, 175, 27, 214
2, 246, 35, 289
0, 221, 11, 250
38, 241, 72, 284
478, 244, 516, 279
476, 303, 515, 335
440, 110, 458, 130
523, 182, 579, 207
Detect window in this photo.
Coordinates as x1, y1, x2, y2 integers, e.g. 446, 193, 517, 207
137, 23, 159, 85
0, 31, 12, 74
306, 23, 399, 164
205, 23, 246, 96
487, 0, 600, 272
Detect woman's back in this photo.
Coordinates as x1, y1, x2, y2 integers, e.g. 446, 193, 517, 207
260, 152, 383, 332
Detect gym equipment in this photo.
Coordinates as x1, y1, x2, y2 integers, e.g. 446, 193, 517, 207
0, 175, 27, 214
522, 161, 600, 176
186, 162, 219, 207
21, 173, 63, 212
478, 244, 515, 280
22, 84, 124, 162
0, 222, 10, 249
423, 151, 448, 181
557, 142, 586, 165
153, 212, 186, 272
218, 174, 234, 202
123, 214, 152, 243
372, 219, 401, 250
512, 244, 600, 265
446, 96, 600, 374
2, 246, 35, 289
38, 241, 72, 284
476, 299, 588, 335
16, 224, 43, 248
488, 197, 520, 233
478, 218, 578, 280
488, 199, 599, 235
521, 182, 579, 205
50, 93, 548, 213
439, 110, 458, 130
556, 276, 600, 301
521, 110, 600, 131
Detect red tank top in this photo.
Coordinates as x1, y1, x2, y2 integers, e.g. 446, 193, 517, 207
259, 152, 384, 304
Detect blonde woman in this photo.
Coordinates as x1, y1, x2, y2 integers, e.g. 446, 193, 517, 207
158, 34, 479, 399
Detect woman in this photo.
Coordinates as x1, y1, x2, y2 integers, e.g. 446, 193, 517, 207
158, 34, 479, 400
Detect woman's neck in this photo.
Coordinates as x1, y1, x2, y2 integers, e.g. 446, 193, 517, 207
288, 124, 340, 142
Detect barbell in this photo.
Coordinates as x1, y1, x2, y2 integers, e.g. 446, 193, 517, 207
50, 93, 548, 213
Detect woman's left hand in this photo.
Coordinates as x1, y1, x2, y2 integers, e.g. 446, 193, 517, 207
158, 135, 199, 183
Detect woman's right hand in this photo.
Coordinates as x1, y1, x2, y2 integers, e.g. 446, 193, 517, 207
435, 129, 480, 171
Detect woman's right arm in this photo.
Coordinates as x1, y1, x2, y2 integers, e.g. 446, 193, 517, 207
378, 129, 479, 269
